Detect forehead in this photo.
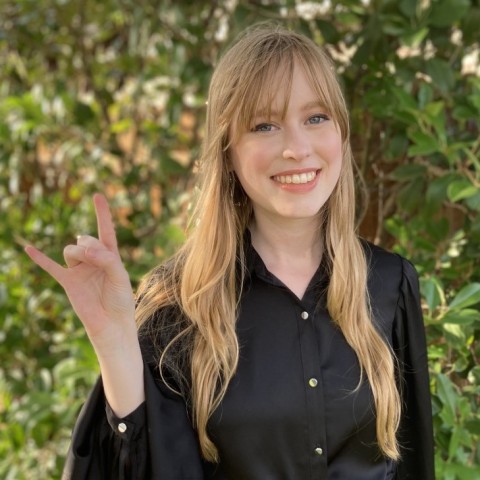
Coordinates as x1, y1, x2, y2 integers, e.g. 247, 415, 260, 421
255, 63, 326, 115
234, 58, 330, 130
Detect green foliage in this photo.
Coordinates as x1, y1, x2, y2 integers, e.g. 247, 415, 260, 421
0, 0, 478, 478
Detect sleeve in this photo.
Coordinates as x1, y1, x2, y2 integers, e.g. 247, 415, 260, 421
393, 258, 435, 480
61, 372, 148, 480
61, 360, 206, 480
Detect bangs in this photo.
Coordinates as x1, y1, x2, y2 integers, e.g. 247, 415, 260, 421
227, 46, 347, 146
231, 53, 295, 142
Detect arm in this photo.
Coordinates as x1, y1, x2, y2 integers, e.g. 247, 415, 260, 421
62, 352, 205, 480
25, 193, 143, 417
394, 258, 435, 480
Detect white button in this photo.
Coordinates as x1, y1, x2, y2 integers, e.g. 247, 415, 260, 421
118, 423, 127, 433
301, 311, 309, 320
315, 447, 323, 456
308, 378, 318, 388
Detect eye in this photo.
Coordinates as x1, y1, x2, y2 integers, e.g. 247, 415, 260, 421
308, 114, 330, 125
251, 123, 274, 132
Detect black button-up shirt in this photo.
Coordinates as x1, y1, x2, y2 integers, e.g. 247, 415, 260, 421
63, 240, 434, 480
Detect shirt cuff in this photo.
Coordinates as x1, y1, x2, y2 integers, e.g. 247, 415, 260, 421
105, 400, 146, 442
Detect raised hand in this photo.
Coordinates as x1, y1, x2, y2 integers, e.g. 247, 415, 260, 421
25, 193, 144, 415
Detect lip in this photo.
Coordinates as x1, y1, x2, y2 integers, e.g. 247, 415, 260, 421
271, 168, 321, 193
271, 168, 319, 177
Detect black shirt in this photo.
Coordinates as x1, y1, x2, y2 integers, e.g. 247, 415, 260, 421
62, 240, 435, 480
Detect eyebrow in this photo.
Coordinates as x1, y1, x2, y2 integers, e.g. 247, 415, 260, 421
253, 100, 329, 118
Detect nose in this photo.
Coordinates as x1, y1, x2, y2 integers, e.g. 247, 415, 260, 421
282, 127, 312, 161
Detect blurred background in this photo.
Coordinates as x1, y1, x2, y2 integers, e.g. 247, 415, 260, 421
0, 0, 479, 478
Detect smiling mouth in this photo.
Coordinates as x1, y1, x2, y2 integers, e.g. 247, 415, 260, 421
272, 170, 319, 185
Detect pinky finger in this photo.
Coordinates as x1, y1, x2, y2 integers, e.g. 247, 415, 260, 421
24, 245, 67, 284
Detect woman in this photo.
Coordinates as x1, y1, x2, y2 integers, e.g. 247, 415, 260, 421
26, 24, 434, 479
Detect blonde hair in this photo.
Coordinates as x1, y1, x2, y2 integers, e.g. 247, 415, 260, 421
136, 24, 401, 462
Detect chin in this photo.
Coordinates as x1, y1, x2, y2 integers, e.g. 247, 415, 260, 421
276, 208, 324, 220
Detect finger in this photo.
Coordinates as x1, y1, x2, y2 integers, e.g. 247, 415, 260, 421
25, 245, 68, 284
93, 193, 119, 255
82, 247, 129, 283
76, 234, 107, 250
64, 244, 87, 268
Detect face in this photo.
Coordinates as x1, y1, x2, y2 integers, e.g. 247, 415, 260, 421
229, 63, 343, 228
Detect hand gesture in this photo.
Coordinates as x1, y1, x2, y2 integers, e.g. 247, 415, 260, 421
25, 193, 137, 356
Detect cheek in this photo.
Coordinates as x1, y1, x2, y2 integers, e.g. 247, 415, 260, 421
231, 140, 271, 178
317, 130, 343, 177
325, 130, 343, 158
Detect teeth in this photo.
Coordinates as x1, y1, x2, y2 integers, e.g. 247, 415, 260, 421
274, 171, 317, 184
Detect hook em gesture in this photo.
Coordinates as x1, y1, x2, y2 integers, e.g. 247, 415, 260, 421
24, 193, 137, 357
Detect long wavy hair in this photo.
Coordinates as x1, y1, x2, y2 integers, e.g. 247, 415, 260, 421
136, 24, 401, 462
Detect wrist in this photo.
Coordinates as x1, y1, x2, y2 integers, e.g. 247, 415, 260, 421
89, 324, 140, 360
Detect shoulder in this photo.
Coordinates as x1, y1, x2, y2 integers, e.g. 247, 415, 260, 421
361, 239, 417, 289
362, 239, 401, 271
360, 241, 421, 337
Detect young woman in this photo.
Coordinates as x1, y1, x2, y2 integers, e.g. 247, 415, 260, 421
26, 24, 434, 479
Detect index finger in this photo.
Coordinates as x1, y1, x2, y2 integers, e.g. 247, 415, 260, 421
93, 193, 119, 254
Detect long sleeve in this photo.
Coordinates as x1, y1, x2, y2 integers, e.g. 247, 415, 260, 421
62, 372, 149, 480
62, 360, 205, 479
393, 258, 435, 480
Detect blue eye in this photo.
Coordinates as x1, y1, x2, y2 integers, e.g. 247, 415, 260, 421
308, 114, 329, 124
252, 123, 273, 132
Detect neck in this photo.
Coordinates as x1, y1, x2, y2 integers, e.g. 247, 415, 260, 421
248, 213, 324, 300
249, 214, 323, 269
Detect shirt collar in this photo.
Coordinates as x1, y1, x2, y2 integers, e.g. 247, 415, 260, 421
242, 229, 330, 306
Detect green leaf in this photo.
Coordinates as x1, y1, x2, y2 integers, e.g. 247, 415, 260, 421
462, 7, 480, 43
316, 20, 340, 43
73, 101, 96, 126
390, 163, 427, 181
110, 118, 133, 134
418, 82, 433, 108
447, 179, 478, 202
465, 192, 480, 212
399, 0, 417, 17
420, 276, 444, 311
408, 130, 439, 156
391, 85, 417, 110
441, 309, 480, 326
443, 323, 466, 344
449, 283, 480, 310
426, 174, 458, 209
435, 373, 457, 426
397, 176, 425, 212
442, 462, 480, 480
448, 426, 462, 461
402, 26, 429, 47
428, 0, 470, 27
425, 102, 446, 137
425, 58, 455, 93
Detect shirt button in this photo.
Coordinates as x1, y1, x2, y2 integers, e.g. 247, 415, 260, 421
118, 423, 127, 433
315, 447, 323, 456
308, 378, 318, 388
301, 311, 309, 320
